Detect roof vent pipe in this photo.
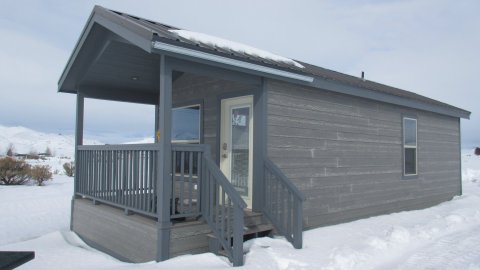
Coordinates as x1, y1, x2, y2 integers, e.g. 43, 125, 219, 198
361, 71, 365, 81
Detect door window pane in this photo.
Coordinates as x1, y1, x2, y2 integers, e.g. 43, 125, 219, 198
231, 106, 250, 197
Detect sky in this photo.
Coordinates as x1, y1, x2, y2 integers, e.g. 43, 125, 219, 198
0, 0, 478, 146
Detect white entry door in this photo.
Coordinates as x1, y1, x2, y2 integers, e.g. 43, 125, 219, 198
220, 95, 254, 208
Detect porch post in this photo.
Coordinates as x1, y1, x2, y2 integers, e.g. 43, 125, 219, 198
156, 55, 173, 261
71, 93, 84, 230
154, 105, 160, 143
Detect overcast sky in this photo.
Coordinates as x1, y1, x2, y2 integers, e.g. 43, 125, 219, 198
0, 0, 478, 146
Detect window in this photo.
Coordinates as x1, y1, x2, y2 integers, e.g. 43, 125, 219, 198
172, 105, 201, 143
403, 117, 417, 176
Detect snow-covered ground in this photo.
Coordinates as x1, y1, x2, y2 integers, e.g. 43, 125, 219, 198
1, 151, 480, 269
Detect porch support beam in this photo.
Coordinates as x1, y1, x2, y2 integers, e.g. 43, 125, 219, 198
79, 86, 158, 105
156, 55, 173, 262
71, 93, 84, 230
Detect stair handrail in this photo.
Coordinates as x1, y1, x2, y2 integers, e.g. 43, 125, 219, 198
263, 158, 306, 249
202, 150, 246, 266
204, 157, 247, 209
264, 159, 306, 201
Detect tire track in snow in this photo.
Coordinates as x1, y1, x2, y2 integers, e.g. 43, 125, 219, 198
391, 226, 480, 270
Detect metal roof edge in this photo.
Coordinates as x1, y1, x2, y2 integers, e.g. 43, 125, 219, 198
151, 41, 314, 83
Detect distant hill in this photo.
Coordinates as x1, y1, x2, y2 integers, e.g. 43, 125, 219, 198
0, 125, 101, 158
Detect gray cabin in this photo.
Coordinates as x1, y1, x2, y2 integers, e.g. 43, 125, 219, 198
58, 6, 471, 266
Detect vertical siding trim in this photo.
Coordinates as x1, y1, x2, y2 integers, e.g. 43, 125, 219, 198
252, 78, 266, 211
458, 118, 463, 196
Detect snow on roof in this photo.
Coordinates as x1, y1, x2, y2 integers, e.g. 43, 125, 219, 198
169, 29, 304, 69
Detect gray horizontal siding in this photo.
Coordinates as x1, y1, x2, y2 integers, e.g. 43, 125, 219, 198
266, 79, 461, 229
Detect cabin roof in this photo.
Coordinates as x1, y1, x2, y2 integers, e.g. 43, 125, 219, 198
58, 5, 470, 119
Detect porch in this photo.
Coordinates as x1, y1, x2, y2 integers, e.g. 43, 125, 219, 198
60, 7, 305, 266
73, 138, 304, 265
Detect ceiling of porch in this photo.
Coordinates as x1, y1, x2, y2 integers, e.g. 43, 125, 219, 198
81, 40, 159, 94
65, 24, 189, 105
73, 23, 160, 104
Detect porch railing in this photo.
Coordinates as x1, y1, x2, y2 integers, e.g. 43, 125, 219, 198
76, 143, 207, 219
202, 153, 246, 267
264, 158, 306, 249
76, 144, 159, 217
171, 144, 205, 219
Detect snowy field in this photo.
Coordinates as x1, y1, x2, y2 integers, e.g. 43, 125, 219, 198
1, 152, 480, 269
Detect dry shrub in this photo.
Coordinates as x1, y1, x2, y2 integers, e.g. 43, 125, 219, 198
63, 162, 75, 177
0, 157, 31, 185
30, 165, 52, 186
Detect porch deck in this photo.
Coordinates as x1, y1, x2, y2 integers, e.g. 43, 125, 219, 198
73, 142, 304, 265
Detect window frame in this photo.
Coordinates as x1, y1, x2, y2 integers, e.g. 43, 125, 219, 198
171, 102, 202, 144
402, 115, 418, 179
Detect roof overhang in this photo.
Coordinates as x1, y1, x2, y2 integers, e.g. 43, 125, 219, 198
58, 5, 470, 120
58, 5, 155, 94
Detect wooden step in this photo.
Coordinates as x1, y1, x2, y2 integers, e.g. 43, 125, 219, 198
243, 210, 265, 227
206, 211, 275, 257
244, 223, 274, 236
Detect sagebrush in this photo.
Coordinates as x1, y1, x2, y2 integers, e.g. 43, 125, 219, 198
63, 162, 75, 177
30, 165, 53, 186
0, 157, 31, 185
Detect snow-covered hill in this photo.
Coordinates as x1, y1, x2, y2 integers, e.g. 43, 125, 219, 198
0, 125, 104, 174
0, 125, 101, 158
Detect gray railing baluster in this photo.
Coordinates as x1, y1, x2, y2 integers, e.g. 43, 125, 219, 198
171, 150, 176, 216
140, 151, 147, 211
196, 152, 201, 214
122, 151, 127, 206
188, 151, 193, 213
179, 151, 185, 214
